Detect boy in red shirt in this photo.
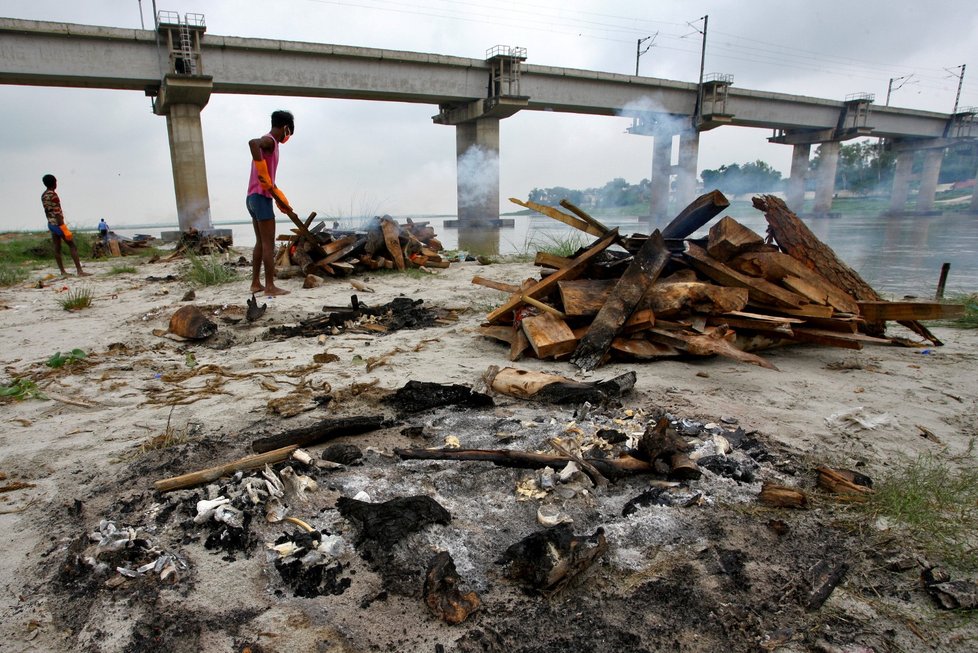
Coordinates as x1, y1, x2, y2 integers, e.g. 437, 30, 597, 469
41, 174, 90, 277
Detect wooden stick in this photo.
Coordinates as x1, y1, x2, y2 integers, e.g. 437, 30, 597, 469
521, 294, 568, 319
395, 447, 653, 480
154, 445, 298, 493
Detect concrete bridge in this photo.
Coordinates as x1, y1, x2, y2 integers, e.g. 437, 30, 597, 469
2, 14, 976, 233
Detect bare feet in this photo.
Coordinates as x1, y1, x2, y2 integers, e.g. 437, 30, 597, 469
77, 271, 93, 277
264, 285, 290, 297
250, 283, 265, 293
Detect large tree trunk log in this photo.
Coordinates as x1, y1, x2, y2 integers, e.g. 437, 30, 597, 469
753, 195, 940, 344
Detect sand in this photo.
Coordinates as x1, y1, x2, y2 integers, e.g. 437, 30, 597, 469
0, 252, 976, 652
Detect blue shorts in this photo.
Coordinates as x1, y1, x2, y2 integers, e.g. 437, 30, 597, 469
246, 193, 275, 221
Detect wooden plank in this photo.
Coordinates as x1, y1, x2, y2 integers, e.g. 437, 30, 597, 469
323, 235, 357, 255
558, 279, 614, 316
857, 301, 965, 322
509, 198, 602, 237
380, 217, 405, 270
319, 236, 366, 267
535, 251, 574, 270
706, 216, 766, 261
479, 325, 515, 344
486, 229, 619, 324
610, 337, 680, 359
471, 276, 521, 294
558, 200, 613, 236
749, 302, 836, 318
522, 313, 578, 358
782, 275, 830, 306
706, 315, 794, 335
684, 242, 807, 308
572, 230, 670, 371
661, 189, 730, 239
729, 250, 859, 314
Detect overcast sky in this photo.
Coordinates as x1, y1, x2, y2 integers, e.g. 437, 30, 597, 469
2, 0, 976, 230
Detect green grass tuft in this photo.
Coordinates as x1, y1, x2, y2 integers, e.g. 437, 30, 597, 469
0, 261, 29, 286
106, 264, 138, 275
0, 378, 46, 401
46, 349, 87, 368
58, 287, 93, 311
940, 293, 978, 329
183, 253, 238, 286
857, 450, 978, 571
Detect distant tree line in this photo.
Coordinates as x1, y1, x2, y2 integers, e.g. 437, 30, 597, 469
526, 141, 976, 206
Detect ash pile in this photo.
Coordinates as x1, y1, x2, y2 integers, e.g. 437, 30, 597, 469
48, 374, 973, 652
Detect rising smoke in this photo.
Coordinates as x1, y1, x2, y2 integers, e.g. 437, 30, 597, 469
456, 145, 500, 217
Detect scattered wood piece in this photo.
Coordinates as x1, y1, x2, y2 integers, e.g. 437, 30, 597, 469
154, 445, 299, 492
521, 312, 577, 358
424, 551, 481, 624
509, 198, 603, 237
758, 482, 808, 509
485, 366, 636, 404
803, 559, 848, 610
497, 523, 608, 595
706, 216, 767, 261
168, 306, 217, 340
394, 447, 653, 480
816, 467, 873, 497
915, 424, 943, 444
250, 415, 386, 454
661, 189, 730, 239
856, 301, 965, 322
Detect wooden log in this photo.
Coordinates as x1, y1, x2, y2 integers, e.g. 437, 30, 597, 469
661, 189, 730, 239
395, 447, 653, 480
486, 229, 619, 324
758, 482, 809, 508
521, 313, 577, 358
558, 279, 614, 316
571, 230, 670, 371
509, 198, 603, 237
856, 301, 965, 322
729, 250, 859, 314
251, 415, 386, 453
685, 242, 807, 309
803, 560, 848, 611
323, 234, 357, 256
706, 215, 766, 261
522, 295, 567, 319
154, 445, 299, 492
424, 551, 481, 625
486, 366, 636, 404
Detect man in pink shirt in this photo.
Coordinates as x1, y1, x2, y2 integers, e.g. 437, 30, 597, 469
247, 110, 295, 296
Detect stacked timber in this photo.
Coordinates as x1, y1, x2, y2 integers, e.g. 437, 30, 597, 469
276, 214, 450, 279
476, 193, 963, 371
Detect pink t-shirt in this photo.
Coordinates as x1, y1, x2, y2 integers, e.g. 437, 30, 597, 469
247, 132, 279, 197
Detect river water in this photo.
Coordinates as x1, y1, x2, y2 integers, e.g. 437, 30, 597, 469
114, 202, 978, 299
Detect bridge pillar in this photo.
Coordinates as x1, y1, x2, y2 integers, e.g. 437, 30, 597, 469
675, 130, 700, 210
813, 141, 840, 214
154, 75, 213, 232
786, 143, 811, 212
916, 148, 943, 212
455, 117, 501, 252
889, 150, 914, 212
650, 133, 673, 227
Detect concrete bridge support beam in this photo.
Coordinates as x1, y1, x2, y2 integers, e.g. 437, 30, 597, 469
650, 133, 673, 227
786, 143, 811, 212
889, 150, 914, 212
813, 141, 839, 214
455, 117, 500, 225
916, 148, 943, 212
154, 76, 213, 232
675, 130, 700, 210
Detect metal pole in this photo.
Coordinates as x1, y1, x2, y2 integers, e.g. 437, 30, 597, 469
952, 64, 966, 114
886, 78, 894, 106
636, 38, 640, 76
137, 0, 145, 29
695, 15, 708, 123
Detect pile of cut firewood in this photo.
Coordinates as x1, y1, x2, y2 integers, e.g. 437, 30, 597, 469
275, 213, 450, 279
476, 192, 963, 371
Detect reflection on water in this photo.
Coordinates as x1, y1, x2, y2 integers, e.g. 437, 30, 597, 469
114, 204, 977, 298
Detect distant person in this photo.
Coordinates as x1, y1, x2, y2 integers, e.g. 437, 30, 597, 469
40, 174, 90, 277
246, 109, 295, 296
98, 218, 109, 243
